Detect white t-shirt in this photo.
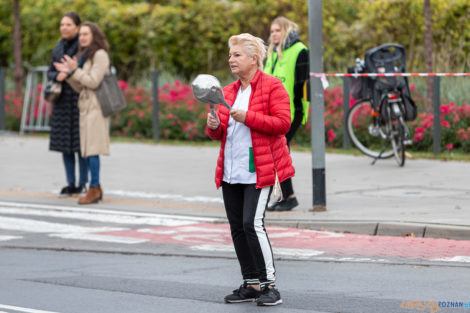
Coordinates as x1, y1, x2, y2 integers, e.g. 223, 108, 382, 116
223, 85, 256, 184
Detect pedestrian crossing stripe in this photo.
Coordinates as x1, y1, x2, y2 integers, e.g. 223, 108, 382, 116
0, 304, 60, 313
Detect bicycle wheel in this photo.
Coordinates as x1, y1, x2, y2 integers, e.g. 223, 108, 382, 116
346, 99, 394, 159
389, 115, 406, 167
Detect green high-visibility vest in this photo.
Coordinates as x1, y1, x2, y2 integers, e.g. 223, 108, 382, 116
264, 42, 310, 124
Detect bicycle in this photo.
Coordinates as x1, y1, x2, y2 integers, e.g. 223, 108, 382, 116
346, 44, 415, 167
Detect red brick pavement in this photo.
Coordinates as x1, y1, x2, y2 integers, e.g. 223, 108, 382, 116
96, 223, 470, 262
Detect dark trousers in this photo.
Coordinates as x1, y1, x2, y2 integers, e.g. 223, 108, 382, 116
280, 177, 294, 199
62, 152, 88, 187
280, 122, 299, 199
222, 182, 275, 286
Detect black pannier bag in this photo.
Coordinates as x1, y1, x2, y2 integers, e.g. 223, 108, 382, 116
347, 59, 370, 100
379, 90, 417, 123
402, 85, 417, 121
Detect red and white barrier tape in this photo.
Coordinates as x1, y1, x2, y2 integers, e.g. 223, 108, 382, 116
310, 72, 470, 89
310, 72, 470, 77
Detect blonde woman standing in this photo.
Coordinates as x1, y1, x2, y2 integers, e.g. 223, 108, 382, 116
207, 33, 294, 306
54, 22, 110, 205
264, 16, 310, 212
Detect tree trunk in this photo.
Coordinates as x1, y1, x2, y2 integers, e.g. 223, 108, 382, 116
424, 0, 433, 111
13, 0, 22, 96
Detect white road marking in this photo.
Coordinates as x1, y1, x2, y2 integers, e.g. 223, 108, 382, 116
0, 201, 218, 226
268, 232, 301, 238
173, 226, 226, 233
49, 233, 148, 244
0, 304, 60, 313
191, 244, 234, 252
274, 247, 325, 258
0, 235, 22, 242
0, 216, 124, 234
314, 256, 389, 263
0, 201, 219, 244
137, 228, 177, 235
432, 256, 470, 263
137, 225, 227, 235
0, 215, 146, 244
316, 231, 345, 238
64, 189, 224, 204
267, 227, 345, 238
190, 245, 325, 258
173, 234, 227, 243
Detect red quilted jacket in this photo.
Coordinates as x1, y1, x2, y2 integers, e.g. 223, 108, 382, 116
207, 70, 295, 189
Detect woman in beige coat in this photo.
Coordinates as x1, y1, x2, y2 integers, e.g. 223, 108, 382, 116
54, 21, 110, 204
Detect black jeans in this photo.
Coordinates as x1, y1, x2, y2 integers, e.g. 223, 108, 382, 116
222, 182, 275, 286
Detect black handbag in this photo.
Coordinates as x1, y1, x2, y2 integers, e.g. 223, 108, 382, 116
44, 80, 62, 103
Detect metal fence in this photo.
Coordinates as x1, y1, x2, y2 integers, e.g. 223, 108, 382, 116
312, 72, 470, 155
17, 66, 121, 136
19, 66, 51, 134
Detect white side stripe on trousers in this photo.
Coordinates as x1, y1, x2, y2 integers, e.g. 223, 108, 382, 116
253, 186, 275, 282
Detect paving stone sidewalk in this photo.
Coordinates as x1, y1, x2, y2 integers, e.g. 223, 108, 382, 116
0, 134, 469, 240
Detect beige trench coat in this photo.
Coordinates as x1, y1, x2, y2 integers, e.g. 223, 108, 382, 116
67, 49, 110, 158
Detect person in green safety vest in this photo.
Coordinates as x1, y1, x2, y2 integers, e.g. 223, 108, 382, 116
264, 16, 310, 212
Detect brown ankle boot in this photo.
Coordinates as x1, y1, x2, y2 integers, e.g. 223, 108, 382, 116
78, 185, 102, 205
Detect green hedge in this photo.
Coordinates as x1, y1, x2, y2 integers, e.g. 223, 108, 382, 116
1, 0, 469, 81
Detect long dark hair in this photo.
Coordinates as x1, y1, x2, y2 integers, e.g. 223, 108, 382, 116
78, 21, 110, 61
62, 12, 81, 26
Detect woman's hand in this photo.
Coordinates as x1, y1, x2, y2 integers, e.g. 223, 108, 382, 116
53, 55, 78, 74
53, 62, 70, 74
56, 72, 68, 82
230, 109, 246, 123
207, 112, 220, 130
62, 55, 78, 71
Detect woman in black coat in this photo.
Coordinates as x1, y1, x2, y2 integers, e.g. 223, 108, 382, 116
47, 12, 88, 196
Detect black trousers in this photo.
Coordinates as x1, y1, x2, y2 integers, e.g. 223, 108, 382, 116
222, 182, 275, 286
280, 121, 299, 199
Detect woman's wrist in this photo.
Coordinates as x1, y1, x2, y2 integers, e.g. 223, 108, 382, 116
67, 68, 77, 78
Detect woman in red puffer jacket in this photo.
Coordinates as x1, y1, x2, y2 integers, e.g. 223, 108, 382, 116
206, 33, 294, 307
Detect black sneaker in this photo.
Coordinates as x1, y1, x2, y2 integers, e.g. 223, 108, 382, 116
224, 283, 261, 303
274, 197, 298, 211
59, 185, 76, 197
257, 285, 283, 306
75, 184, 87, 195
266, 202, 279, 212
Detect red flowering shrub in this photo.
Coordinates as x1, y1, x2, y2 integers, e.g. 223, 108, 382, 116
3, 90, 23, 131
111, 80, 209, 141
292, 83, 470, 152
3, 80, 470, 153
409, 100, 470, 152
293, 86, 346, 147
3, 83, 52, 131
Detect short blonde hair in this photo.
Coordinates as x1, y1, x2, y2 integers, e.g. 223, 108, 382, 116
267, 16, 299, 60
228, 33, 266, 70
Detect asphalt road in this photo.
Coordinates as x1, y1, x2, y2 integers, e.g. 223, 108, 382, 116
1, 200, 470, 313
1, 249, 469, 313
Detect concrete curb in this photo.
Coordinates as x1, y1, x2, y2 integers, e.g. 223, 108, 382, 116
424, 225, 470, 241
265, 220, 470, 241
